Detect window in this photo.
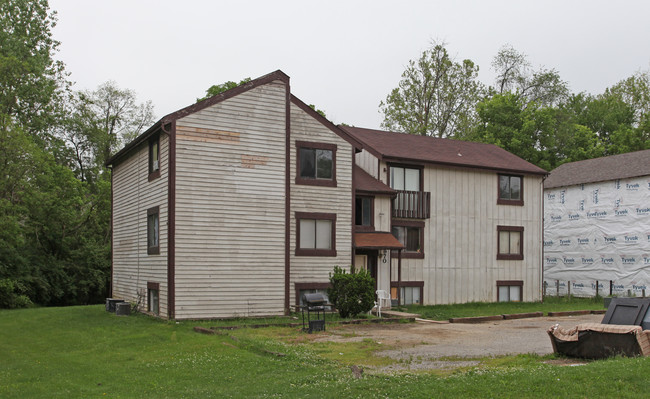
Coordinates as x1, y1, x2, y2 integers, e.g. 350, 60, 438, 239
147, 206, 160, 255
392, 220, 424, 259
497, 225, 523, 260
498, 174, 523, 205
296, 141, 337, 187
296, 212, 336, 256
355, 196, 373, 229
497, 280, 523, 302
390, 282, 424, 305
148, 282, 160, 315
390, 166, 420, 191
149, 135, 160, 181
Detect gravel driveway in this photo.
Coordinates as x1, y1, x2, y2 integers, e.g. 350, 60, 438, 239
317, 313, 603, 371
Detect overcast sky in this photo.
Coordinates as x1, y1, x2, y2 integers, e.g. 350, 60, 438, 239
50, 0, 650, 130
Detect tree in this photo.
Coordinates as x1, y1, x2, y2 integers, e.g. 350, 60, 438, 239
197, 78, 252, 102
491, 45, 569, 109
0, 0, 68, 135
60, 82, 155, 181
380, 43, 484, 138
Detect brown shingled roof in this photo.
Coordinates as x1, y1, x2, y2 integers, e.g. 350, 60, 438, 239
354, 232, 404, 249
340, 126, 547, 176
354, 165, 396, 195
545, 149, 650, 188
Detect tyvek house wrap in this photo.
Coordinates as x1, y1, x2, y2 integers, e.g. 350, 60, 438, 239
544, 176, 650, 297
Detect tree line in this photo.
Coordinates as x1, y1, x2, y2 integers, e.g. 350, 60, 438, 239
381, 42, 649, 171
2, 1, 647, 308
0, 0, 153, 308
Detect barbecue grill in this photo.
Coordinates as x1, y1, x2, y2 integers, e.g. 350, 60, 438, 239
301, 293, 327, 333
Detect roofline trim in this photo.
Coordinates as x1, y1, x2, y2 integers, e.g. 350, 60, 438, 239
106, 70, 290, 167
380, 155, 549, 176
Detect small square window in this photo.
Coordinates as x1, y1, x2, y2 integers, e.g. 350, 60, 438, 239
498, 174, 523, 205
497, 281, 523, 302
296, 141, 337, 187
497, 225, 523, 260
296, 212, 336, 256
147, 207, 160, 255
149, 136, 160, 181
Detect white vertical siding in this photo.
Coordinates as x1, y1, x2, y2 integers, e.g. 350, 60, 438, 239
289, 103, 354, 303
174, 82, 287, 319
355, 150, 379, 178
388, 164, 544, 304
112, 134, 169, 316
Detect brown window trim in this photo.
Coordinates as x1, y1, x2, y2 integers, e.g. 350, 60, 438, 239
497, 225, 524, 260
497, 174, 523, 206
147, 281, 160, 290
295, 212, 337, 257
147, 206, 160, 255
355, 195, 375, 232
497, 280, 523, 302
390, 281, 424, 304
294, 282, 331, 307
295, 140, 337, 187
387, 163, 424, 191
148, 135, 161, 182
391, 219, 425, 259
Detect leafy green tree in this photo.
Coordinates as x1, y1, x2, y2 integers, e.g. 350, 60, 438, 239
380, 43, 484, 138
0, 0, 68, 135
327, 266, 375, 318
491, 45, 569, 109
197, 78, 252, 102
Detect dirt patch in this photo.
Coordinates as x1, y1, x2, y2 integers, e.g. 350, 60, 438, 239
316, 313, 603, 371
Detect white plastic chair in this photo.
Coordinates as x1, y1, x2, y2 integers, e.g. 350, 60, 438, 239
375, 290, 391, 317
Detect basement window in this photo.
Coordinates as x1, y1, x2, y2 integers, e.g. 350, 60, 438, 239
148, 282, 159, 315
497, 280, 523, 302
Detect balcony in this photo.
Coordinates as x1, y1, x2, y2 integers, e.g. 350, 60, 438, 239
393, 190, 431, 219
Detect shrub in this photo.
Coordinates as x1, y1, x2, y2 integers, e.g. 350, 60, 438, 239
327, 266, 375, 318
0, 278, 32, 309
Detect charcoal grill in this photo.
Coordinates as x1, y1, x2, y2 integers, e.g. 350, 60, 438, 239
301, 293, 327, 333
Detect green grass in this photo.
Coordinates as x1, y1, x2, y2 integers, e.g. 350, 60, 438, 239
403, 296, 606, 320
4, 302, 650, 398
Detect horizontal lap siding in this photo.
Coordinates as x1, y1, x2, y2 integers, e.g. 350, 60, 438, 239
390, 165, 543, 305
290, 103, 353, 302
112, 134, 169, 316
174, 82, 287, 319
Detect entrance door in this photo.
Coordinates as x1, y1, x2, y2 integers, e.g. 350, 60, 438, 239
355, 250, 378, 291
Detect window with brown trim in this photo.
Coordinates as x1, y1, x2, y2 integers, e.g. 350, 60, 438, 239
147, 206, 160, 255
147, 282, 160, 315
355, 196, 374, 230
296, 212, 336, 256
149, 135, 160, 181
391, 281, 424, 305
391, 220, 424, 259
498, 174, 523, 205
497, 280, 523, 302
497, 225, 523, 260
295, 282, 331, 307
295, 141, 337, 187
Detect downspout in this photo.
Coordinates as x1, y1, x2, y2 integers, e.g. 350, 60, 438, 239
162, 122, 176, 319
540, 174, 547, 303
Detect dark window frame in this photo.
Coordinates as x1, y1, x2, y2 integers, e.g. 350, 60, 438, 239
295, 141, 337, 187
497, 225, 524, 260
387, 163, 424, 191
391, 220, 425, 259
148, 135, 161, 181
497, 280, 523, 302
147, 206, 160, 255
295, 212, 337, 257
147, 282, 160, 315
355, 196, 374, 231
390, 281, 424, 305
497, 174, 523, 206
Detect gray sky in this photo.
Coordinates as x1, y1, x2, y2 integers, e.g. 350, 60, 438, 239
50, 0, 650, 130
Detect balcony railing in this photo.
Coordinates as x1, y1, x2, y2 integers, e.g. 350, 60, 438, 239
393, 190, 431, 219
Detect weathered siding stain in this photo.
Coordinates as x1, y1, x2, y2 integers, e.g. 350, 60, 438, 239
174, 81, 287, 319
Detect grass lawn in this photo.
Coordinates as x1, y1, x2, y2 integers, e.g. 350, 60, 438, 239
403, 296, 606, 320
2, 302, 649, 398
